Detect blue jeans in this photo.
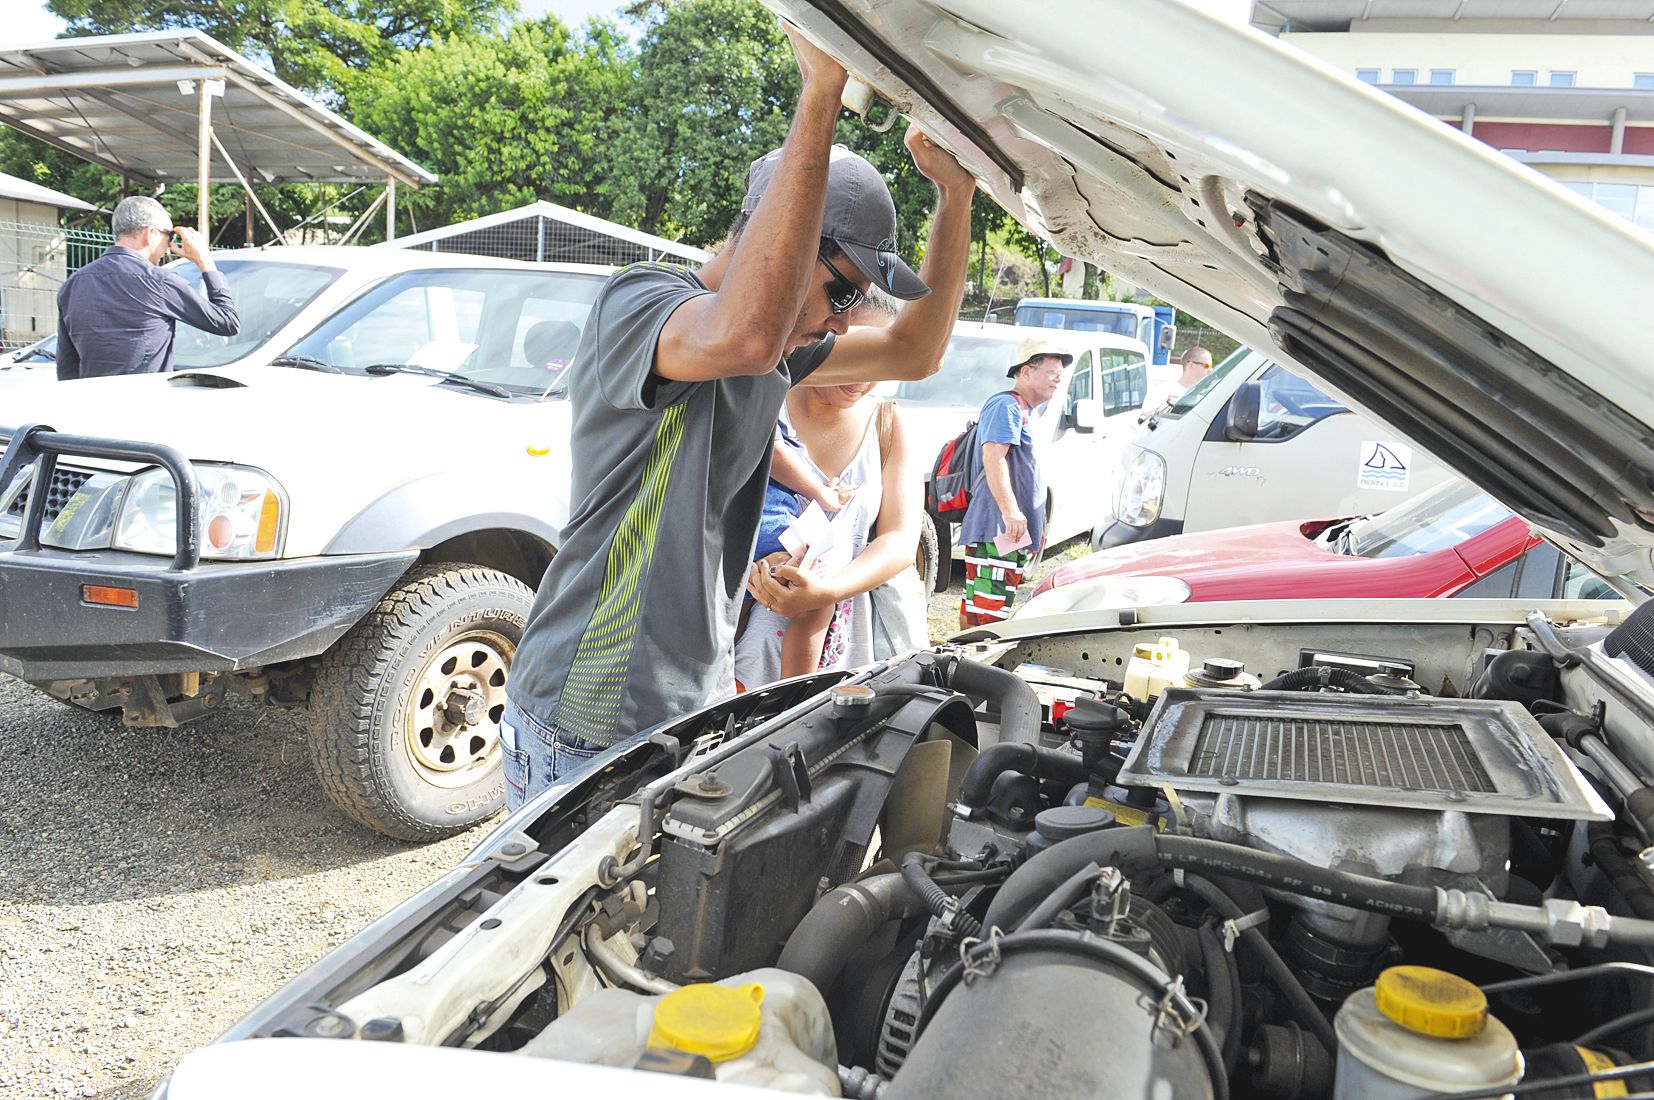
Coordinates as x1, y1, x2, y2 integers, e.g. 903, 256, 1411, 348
499, 698, 606, 811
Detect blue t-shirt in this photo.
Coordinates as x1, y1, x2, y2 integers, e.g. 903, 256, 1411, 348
959, 390, 1044, 550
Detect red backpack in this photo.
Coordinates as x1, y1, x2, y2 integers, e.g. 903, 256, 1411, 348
927, 419, 979, 515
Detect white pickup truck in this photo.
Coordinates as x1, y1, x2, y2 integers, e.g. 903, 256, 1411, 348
0, 247, 609, 839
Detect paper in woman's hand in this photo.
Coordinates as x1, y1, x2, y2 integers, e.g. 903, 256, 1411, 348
994, 528, 1032, 555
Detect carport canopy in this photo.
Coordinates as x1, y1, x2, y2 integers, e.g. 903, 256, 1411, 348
0, 31, 435, 240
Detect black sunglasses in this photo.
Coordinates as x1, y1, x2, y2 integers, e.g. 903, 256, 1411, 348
818, 251, 866, 315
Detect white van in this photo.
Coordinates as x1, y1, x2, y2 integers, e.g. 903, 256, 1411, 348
1092, 347, 1454, 550
895, 321, 1162, 590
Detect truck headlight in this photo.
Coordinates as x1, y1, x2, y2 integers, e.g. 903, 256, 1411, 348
114, 464, 286, 560
1116, 451, 1166, 528
1015, 575, 1191, 620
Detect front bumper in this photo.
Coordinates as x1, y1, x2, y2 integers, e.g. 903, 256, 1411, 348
1091, 515, 1185, 551
0, 547, 416, 680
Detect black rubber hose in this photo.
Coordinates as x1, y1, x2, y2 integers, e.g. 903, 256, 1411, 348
983, 828, 1439, 934
901, 852, 983, 938
1260, 665, 1403, 695
1180, 873, 1338, 1056
1197, 921, 1242, 1078
958, 742, 1087, 809
1574, 1006, 1654, 1048
776, 873, 927, 994
947, 659, 1041, 745
981, 826, 1160, 933
1588, 821, 1654, 921
1015, 862, 1102, 932
1158, 835, 1438, 921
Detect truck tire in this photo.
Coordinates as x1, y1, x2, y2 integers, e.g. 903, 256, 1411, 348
308, 564, 531, 841
917, 512, 941, 596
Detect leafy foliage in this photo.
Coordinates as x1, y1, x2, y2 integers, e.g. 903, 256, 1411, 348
47, 0, 519, 95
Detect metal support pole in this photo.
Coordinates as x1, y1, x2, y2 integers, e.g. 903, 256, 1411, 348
209, 129, 284, 245
1613, 106, 1628, 155
385, 178, 397, 242
196, 81, 212, 237
1460, 102, 1476, 136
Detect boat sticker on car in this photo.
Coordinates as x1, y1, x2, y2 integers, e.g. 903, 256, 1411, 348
1358, 441, 1411, 491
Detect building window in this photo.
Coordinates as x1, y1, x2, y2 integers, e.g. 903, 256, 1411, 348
1511, 70, 1537, 85
1549, 71, 1576, 87
1355, 68, 1380, 84
1636, 74, 1654, 89
1429, 69, 1455, 85
1561, 180, 1654, 233
1391, 69, 1417, 85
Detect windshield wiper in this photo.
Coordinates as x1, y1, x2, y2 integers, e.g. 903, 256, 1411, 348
362, 363, 513, 399
270, 354, 342, 374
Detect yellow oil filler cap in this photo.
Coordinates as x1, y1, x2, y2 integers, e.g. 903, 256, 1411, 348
1374, 966, 1488, 1039
648, 983, 764, 1062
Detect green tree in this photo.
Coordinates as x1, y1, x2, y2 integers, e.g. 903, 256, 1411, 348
609, 0, 799, 245
47, 0, 518, 95
349, 17, 635, 234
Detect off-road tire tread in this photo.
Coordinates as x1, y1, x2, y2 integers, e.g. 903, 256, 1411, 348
309, 564, 530, 842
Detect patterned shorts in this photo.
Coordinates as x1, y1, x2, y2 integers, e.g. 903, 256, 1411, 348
960, 542, 1031, 625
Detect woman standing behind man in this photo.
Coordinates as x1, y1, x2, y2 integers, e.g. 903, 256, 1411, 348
738, 379, 922, 685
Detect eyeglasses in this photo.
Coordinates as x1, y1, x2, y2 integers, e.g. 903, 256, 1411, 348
818, 251, 866, 315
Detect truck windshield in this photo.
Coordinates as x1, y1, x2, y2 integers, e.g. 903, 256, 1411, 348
1014, 304, 1137, 338
281, 268, 606, 395
893, 333, 1029, 408
1161, 346, 1254, 419
171, 261, 342, 368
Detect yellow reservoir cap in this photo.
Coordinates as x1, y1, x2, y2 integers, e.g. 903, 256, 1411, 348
1374, 966, 1488, 1039
648, 982, 764, 1062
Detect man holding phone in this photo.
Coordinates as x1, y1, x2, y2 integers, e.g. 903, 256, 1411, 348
56, 195, 239, 380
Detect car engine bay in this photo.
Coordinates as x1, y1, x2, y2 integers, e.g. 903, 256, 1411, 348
232, 600, 1654, 1099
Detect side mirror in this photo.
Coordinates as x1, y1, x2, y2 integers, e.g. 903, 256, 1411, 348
1159, 324, 1177, 350
1071, 396, 1099, 433
1225, 380, 1262, 441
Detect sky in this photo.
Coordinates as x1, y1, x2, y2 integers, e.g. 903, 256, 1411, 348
7, 0, 1251, 48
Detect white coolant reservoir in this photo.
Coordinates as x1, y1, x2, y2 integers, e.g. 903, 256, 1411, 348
1122, 637, 1190, 701
1335, 966, 1522, 1099
523, 967, 839, 1096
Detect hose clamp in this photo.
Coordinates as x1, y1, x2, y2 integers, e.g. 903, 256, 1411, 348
958, 928, 1005, 986
1220, 907, 1270, 953
1152, 975, 1209, 1045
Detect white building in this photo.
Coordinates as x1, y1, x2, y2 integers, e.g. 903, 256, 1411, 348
1252, 1, 1654, 231
0, 172, 100, 350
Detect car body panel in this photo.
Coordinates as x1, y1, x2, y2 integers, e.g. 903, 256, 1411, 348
1033, 511, 1537, 606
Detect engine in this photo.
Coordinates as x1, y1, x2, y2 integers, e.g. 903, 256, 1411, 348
281, 603, 1654, 1100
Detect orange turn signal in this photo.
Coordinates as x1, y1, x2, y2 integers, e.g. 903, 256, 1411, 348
255, 491, 281, 555
82, 584, 138, 609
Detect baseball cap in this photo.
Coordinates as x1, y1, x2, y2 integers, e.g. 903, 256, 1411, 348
741, 145, 930, 301
1007, 336, 1074, 377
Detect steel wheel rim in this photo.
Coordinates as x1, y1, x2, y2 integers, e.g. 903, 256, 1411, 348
402, 629, 511, 788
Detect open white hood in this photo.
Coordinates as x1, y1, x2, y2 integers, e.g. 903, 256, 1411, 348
766, 0, 1654, 596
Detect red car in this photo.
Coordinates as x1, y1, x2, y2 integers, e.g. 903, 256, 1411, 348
1016, 479, 1617, 619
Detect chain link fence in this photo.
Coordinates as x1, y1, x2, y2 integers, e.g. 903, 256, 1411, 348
0, 219, 112, 349
1171, 322, 1241, 364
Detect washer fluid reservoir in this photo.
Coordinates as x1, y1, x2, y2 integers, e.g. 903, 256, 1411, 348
1123, 637, 1190, 701
523, 966, 839, 1095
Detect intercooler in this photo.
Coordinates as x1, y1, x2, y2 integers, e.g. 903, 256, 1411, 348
1118, 688, 1609, 820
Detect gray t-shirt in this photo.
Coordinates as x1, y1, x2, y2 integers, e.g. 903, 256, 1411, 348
509, 263, 833, 746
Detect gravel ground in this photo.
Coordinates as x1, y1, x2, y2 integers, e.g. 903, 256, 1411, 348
0, 537, 1091, 1099
0, 676, 492, 1099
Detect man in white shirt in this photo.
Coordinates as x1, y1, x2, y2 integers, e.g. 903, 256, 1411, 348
1137, 345, 1213, 422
